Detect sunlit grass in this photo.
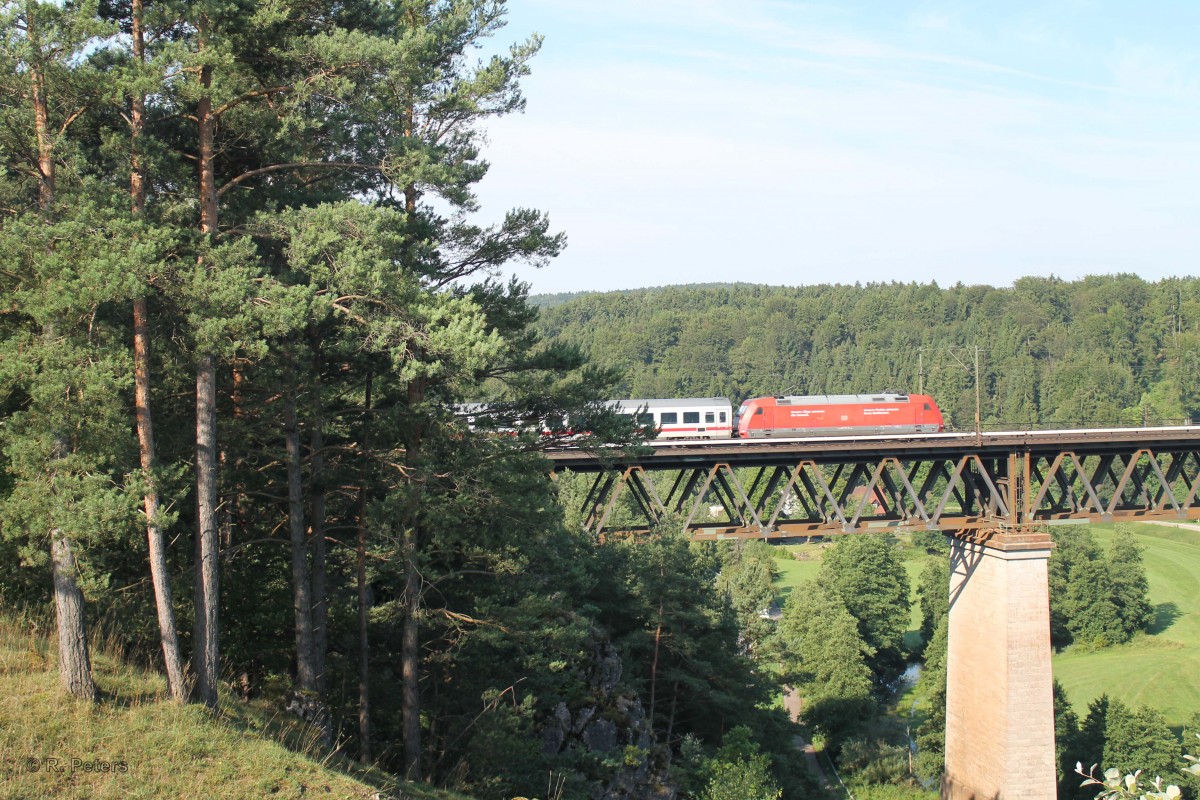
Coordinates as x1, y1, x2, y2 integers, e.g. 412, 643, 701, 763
0, 607, 470, 800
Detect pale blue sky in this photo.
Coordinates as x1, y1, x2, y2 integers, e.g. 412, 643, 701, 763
472, 1, 1200, 294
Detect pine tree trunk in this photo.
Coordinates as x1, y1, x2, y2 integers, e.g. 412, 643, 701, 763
401, 523, 421, 779
666, 681, 679, 746
135, 299, 187, 701
401, 373, 424, 780
649, 600, 663, 731
285, 391, 318, 693
191, 33, 221, 709
52, 530, 97, 702
130, 0, 187, 702
193, 352, 220, 709
309, 421, 328, 694
357, 370, 373, 763
356, 487, 372, 763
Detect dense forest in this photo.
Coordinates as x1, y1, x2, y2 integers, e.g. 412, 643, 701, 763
532, 277, 1200, 430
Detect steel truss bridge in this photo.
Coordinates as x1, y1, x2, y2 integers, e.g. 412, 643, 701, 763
547, 426, 1200, 539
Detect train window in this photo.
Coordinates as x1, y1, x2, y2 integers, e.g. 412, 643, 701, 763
755, 408, 763, 415
637, 413, 654, 425
924, 403, 932, 410
683, 412, 699, 424
705, 412, 715, 423
660, 412, 678, 424
720, 412, 727, 422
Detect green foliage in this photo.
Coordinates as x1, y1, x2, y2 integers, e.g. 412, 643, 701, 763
1102, 703, 1180, 785
1056, 680, 1082, 795
914, 558, 949, 653
910, 530, 950, 555
1065, 695, 1184, 800
716, 540, 778, 655
818, 534, 911, 688
913, 616, 947, 783
1050, 527, 1155, 650
777, 579, 875, 749
698, 727, 783, 800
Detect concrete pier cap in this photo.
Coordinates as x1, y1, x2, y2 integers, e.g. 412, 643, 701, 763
943, 528, 1057, 800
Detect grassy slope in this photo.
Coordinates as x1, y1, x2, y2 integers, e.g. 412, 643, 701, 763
0, 613, 469, 800
1052, 522, 1200, 727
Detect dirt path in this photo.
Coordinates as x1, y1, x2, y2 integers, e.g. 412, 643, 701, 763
784, 687, 835, 794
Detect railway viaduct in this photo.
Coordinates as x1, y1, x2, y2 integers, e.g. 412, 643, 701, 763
547, 426, 1200, 799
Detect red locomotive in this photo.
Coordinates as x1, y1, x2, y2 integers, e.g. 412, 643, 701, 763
735, 393, 944, 438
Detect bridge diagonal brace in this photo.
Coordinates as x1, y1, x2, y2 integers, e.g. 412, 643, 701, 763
755, 466, 790, 521
682, 466, 721, 532
838, 463, 871, 511
1107, 451, 1153, 514
967, 455, 1009, 518
932, 456, 972, 525
800, 462, 848, 527
1182, 456, 1200, 510
1141, 451, 1182, 514
582, 472, 618, 531
887, 457, 932, 525
626, 467, 667, 525
1067, 453, 1107, 516
877, 469, 903, 519
767, 464, 804, 529
1029, 453, 1068, 516
848, 460, 889, 530
670, 469, 707, 516
716, 464, 764, 532
916, 460, 948, 502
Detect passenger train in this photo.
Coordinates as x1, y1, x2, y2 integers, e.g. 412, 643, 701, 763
457, 393, 945, 440
615, 393, 944, 439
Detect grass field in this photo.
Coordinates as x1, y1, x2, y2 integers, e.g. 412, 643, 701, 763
771, 525, 1200, 730
0, 609, 470, 800
1052, 522, 1200, 728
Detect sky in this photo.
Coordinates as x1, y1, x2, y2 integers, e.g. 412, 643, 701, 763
469, 1, 1200, 295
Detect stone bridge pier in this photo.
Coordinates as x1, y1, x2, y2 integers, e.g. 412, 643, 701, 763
944, 529, 1057, 800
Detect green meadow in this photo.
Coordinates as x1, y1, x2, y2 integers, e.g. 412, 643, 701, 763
1052, 522, 1200, 728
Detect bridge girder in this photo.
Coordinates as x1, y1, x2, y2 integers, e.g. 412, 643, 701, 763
559, 440, 1200, 539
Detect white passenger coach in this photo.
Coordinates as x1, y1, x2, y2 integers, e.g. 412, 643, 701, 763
612, 397, 734, 440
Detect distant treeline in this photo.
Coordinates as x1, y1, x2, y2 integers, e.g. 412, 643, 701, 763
533, 276, 1200, 431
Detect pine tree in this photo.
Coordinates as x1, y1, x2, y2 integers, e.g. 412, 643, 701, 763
1102, 702, 1180, 782
0, 0, 126, 703
1108, 527, 1154, 640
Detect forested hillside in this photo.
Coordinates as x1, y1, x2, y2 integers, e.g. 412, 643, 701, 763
533, 277, 1200, 430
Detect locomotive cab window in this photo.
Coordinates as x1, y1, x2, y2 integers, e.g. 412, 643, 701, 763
924, 403, 932, 410
660, 412, 678, 424
705, 412, 715, 423
755, 408, 763, 415
683, 412, 699, 424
